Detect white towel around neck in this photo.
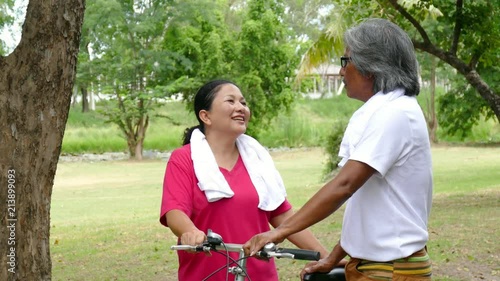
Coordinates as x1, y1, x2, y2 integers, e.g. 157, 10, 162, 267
338, 89, 405, 167
190, 128, 287, 211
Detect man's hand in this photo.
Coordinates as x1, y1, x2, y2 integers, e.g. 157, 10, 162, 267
299, 257, 337, 280
243, 229, 285, 257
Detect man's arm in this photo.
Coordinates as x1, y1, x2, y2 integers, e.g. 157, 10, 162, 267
270, 209, 330, 258
244, 160, 375, 255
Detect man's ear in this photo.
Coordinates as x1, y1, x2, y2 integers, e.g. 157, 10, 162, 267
199, 110, 211, 126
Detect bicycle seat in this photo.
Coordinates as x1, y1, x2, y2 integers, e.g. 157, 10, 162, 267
303, 267, 346, 281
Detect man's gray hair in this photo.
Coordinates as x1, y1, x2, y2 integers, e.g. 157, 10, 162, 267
344, 18, 420, 96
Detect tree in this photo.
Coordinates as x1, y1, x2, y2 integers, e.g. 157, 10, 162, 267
161, 0, 235, 96
385, 0, 499, 133
298, 0, 499, 135
75, 23, 93, 113
282, 0, 335, 42
0, 1, 85, 280
165, 0, 299, 137
418, 51, 439, 142
235, 0, 299, 135
426, 54, 438, 142
81, 0, 178, 160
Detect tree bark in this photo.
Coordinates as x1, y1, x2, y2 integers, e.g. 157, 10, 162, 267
126, 115, 148, 161
0, 1, 85, 280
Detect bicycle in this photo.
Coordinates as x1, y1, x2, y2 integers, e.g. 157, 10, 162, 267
171, 229, 345, 281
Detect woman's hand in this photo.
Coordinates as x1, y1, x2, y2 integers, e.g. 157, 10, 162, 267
180, 229, 206, 253
243, 229, 285, 257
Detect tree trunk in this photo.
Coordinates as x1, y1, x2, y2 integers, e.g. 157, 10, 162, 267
81, 86, 89, 113
0, 1, 85, 280
126, 115, 148, 161
428, 55, 438, 143
134, 141, 144, 161
126, 136, 138, 160
71, 87, 78, 108
127, 138, 144, 161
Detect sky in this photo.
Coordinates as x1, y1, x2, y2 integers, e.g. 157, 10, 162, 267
0, 0, 28, 54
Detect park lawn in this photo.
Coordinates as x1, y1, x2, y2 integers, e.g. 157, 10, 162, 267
50, 146, 500, 281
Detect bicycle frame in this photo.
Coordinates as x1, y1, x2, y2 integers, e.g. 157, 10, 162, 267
171, 243, 250, 280
223, 243, 249, 281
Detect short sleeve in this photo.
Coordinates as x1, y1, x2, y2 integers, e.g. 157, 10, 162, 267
270, 198, 292, 218
159, 147, 196, 227
350, 108, 412, 176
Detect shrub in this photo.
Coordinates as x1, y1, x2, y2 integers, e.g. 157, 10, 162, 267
322, 119, 348, 180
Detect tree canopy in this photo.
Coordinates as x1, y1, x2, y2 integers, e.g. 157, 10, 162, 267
299, 0, 499, 136
162, 0, 300, 137
4, 0, 496, 151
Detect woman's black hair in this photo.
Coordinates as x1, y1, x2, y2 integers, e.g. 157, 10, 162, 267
182, 79, 236, 145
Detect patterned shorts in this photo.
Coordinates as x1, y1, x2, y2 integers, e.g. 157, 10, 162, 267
345, 248, 432, 280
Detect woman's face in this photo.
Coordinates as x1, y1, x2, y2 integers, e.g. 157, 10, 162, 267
339, 50, 375, 102
202, 84, 250, 136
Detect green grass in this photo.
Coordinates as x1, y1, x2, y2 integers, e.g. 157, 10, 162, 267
50, 146, 500, 281
431, 145, 500, 193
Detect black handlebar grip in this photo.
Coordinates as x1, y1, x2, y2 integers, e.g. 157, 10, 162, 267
277, 248, 320, 261
303, 267, 346, 281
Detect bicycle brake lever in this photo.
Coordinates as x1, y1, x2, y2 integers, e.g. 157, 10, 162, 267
206, 229, 223, 245
263, 243, 276, 251
255, 250, 270, 259
255, 243, 276, 259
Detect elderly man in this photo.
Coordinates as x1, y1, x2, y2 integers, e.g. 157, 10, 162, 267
244, 18, 433, 281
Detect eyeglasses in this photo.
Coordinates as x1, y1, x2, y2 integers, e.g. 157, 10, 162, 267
340, 56, 351, 68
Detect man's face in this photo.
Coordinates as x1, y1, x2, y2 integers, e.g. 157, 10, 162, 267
339, 50, 375, 102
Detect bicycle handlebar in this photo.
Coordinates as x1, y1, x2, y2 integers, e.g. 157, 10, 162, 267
170, 242, 320, 261
170, 229, 325, 280
273, 248, 320, 261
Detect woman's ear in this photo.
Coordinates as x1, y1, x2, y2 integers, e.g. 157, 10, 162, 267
199, 110, 211, 126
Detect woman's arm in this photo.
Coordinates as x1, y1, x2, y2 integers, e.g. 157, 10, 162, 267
165, 209, 206, 246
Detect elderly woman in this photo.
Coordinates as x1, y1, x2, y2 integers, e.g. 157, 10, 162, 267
244, 18, 433, 281
159, 79, 328, 281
